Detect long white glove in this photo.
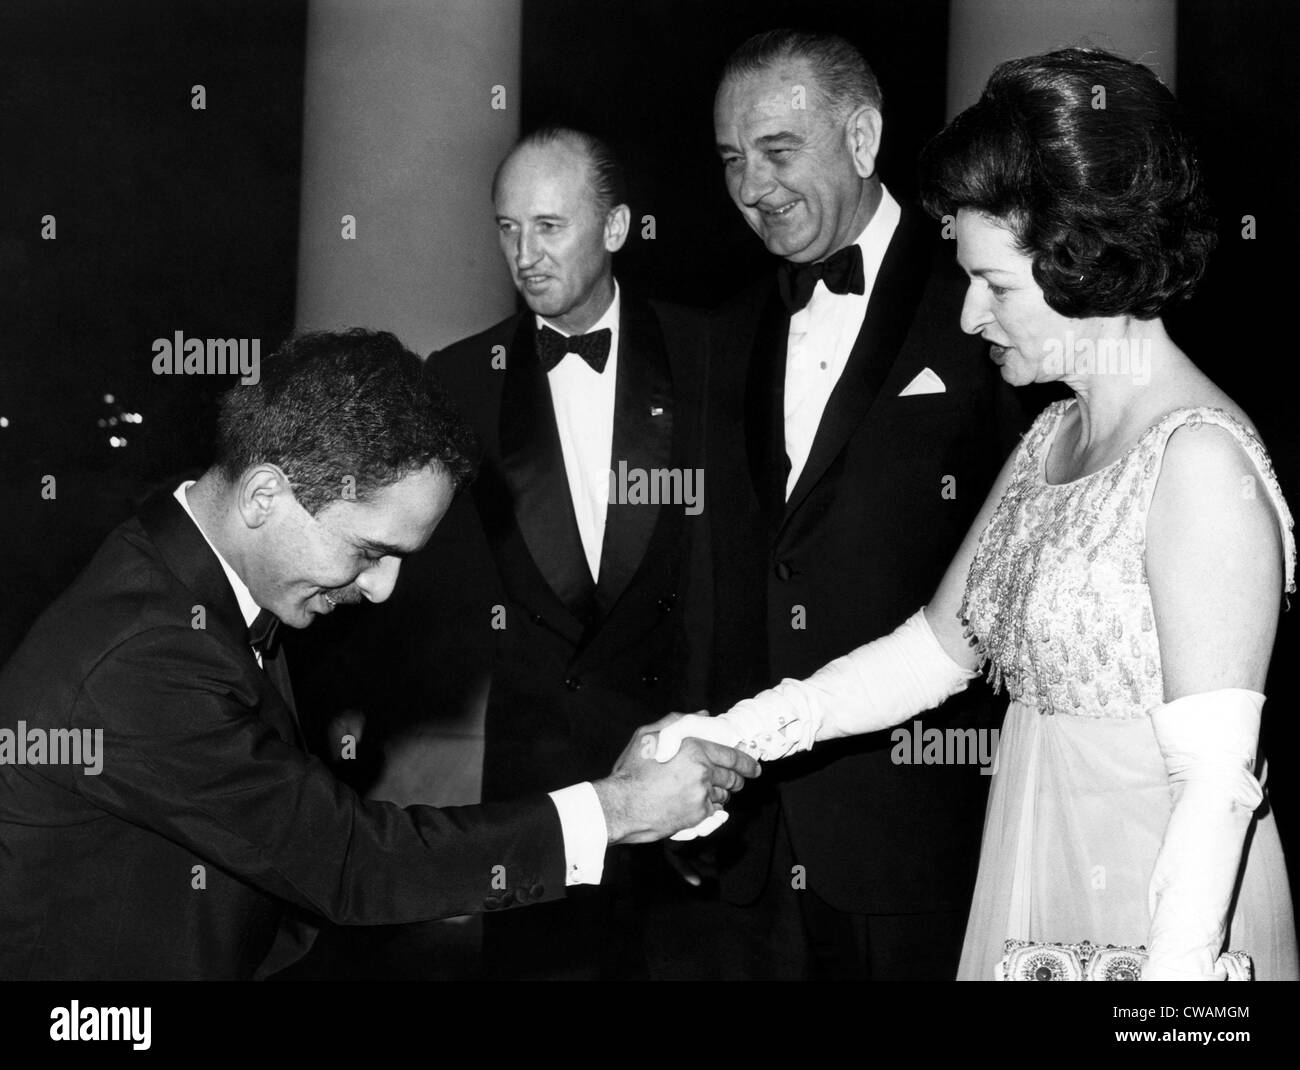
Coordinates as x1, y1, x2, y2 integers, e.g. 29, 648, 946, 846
1143, 688, 1266, 981
655, 608, 976, 839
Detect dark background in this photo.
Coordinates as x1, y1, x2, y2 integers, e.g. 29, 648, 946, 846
0, 0, 307, 655
3, 0, 1297, 897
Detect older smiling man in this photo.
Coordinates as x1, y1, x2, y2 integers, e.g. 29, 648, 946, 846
655, 28, 1026, 981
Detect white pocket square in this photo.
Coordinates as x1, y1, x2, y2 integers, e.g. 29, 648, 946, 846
898, 367, 947, 396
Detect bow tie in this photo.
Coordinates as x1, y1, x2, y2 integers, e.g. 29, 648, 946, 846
249, 608, 281, 657
536, 325, 612, 374
777, 243, 866, 313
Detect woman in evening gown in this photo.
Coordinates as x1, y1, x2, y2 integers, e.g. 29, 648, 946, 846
660, 48, 1298, 980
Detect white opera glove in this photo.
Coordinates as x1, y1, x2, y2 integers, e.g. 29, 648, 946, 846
655, 608, 976, 839
1143, 688, 1265, 981
656, 608, 976, 764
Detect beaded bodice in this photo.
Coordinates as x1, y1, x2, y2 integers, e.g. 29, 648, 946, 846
960, 400, 1296, 719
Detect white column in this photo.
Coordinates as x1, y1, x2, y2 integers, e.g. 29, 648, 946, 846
296, 0, 521, 353
297, 1, 525, 833
947, 0, 1177, 117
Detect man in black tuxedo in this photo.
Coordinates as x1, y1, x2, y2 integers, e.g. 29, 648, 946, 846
429, 128, 710, 978
0, 329, 755, 980
657, 30, 1027, 980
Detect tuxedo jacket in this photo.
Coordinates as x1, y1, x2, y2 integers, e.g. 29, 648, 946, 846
429, 293, 709, 800
704, 203, 1028, 915
0, 491, 566, 980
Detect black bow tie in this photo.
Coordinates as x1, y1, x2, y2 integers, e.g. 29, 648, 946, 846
249, 608, 281, 657
536, 325, 612, 374
777, 243, 866, 313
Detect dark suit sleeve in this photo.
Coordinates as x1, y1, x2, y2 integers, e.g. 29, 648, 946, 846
71, 625, 567, 924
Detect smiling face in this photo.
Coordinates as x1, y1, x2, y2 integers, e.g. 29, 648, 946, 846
244, 463, 456, 628
493, 140, 626, 334
715, 59, 881, 263
954, 208, 1100, 387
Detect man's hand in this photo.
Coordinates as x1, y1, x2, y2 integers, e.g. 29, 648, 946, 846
592, 713, 761, 845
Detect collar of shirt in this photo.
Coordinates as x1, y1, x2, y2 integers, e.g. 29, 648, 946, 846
535, 282, 620, 582
173, 481, 262, 631
535, 279, 621, 369
805, 183, 900, 318
782, 185, 902, 500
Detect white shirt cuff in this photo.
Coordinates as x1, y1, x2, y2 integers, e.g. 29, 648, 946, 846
547, 782, 608, 886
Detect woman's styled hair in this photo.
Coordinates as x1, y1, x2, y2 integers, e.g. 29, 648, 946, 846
920, 48, 1217, 319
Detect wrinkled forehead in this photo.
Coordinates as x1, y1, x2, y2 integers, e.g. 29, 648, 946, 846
495, 142, 594, 213
715, 60, 826, 129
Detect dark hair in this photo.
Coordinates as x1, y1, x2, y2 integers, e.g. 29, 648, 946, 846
719, 28, 883, 119
919, 48, 1217, 319
492, 126, 628, 217
215, 329, 477, 514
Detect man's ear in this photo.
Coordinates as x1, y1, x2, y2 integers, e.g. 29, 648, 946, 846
236, 464, 295, 529
604, 203, 631, 253
846, 105, 883, 180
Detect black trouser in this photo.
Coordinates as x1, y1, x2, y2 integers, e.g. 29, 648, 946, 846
645, 809, 969, 981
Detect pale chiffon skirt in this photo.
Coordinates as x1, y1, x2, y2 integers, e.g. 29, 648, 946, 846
957, 700, 1299, 980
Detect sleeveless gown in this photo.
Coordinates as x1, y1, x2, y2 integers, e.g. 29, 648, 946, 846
956, 400, 1299, 980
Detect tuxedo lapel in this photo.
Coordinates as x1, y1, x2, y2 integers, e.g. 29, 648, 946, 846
596, 296, 674, 615
259, 647, 298, 724
744, 287, 791, 539
782, 207, 935, 523
498, 315, 598, 622
136, 491, 303, 748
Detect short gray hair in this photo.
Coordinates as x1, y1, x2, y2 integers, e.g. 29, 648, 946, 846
720, 28, 883, 121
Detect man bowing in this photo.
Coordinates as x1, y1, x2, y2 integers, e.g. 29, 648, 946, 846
0, 329, 751, 980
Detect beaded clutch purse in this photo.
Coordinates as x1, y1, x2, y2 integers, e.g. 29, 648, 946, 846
997, 940, 1253, 981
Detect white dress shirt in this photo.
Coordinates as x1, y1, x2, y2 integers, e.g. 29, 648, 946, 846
784, 185, 901, 498
171, 482, 608, 885
537, 282, 621, 582
174, 482, 262, 657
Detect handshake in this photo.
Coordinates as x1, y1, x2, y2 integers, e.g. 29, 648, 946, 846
590, 712, 764, 845
587, 611, 967, 844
